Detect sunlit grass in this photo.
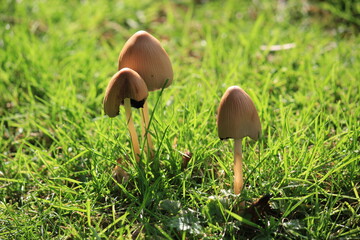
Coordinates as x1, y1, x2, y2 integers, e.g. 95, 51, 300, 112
1, 0, 359, 238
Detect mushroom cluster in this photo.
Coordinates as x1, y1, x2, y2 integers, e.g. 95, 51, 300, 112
103, 31, 262, 198
103, 31, 173, 161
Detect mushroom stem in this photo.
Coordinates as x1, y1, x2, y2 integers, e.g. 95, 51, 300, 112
124, 98, 141, 161
234, 139, 244, 195
141, 101, 155, 157
140, 112, 148, 154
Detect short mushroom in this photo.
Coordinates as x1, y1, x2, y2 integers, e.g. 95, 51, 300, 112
217, 86, 261, 195
118, 30, 173, 156
103, 68, 148, 161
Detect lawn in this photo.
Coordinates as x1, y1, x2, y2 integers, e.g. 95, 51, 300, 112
0, 0, 359, 239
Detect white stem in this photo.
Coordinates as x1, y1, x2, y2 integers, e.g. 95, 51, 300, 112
234, 139, 243, 195
141, 101, 155, 157
124, 98, 140, 161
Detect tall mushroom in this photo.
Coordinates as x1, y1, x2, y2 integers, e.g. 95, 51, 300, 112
103, 68, 148, 161
118, 30, 173, 156
217, 86, 261, 195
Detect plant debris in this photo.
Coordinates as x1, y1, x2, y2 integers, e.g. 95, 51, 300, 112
243, 194, 281, 225
260, 43, 296, 52
181, 150, 192, 170
112, 158, 129, 184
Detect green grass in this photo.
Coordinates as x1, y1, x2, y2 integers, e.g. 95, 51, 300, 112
1, 0, 359, 239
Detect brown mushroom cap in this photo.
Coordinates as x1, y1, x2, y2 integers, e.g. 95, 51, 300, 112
217, 86, 261, 140
118, 30, 173, 91
103, 68, 148, 117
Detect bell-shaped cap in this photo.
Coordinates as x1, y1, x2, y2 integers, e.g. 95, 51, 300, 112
118, 30, 173, 91
103, 68, 148, 117
217, 86, 261, 140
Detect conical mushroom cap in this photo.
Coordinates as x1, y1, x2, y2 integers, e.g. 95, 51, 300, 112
118, 30, 173, 91
103, 68, 148, 117
217, 86, 261, 140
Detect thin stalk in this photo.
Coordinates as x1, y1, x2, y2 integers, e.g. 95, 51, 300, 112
234, 139, 243, 195
124, 98, 141, 161
141, 101, 154, 157
140, 113, 148, 153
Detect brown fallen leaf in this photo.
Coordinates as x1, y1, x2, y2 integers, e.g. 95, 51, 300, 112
112, 158, 129, 184
243, 194, 281, 224
181, 150, 192, 170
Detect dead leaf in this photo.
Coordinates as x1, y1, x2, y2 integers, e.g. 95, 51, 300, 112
181, 150, 192, 170
112, 158, 129, 184
243, 194, 281, 224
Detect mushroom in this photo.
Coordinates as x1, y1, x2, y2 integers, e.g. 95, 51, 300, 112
103, 68, 148, 161
217, 86, 261, 195
118, 30, 173, 156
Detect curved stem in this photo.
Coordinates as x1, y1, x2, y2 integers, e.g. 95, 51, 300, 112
124, 98, 140, 161
141, 101, 155, 157
234, 139, 243, 195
